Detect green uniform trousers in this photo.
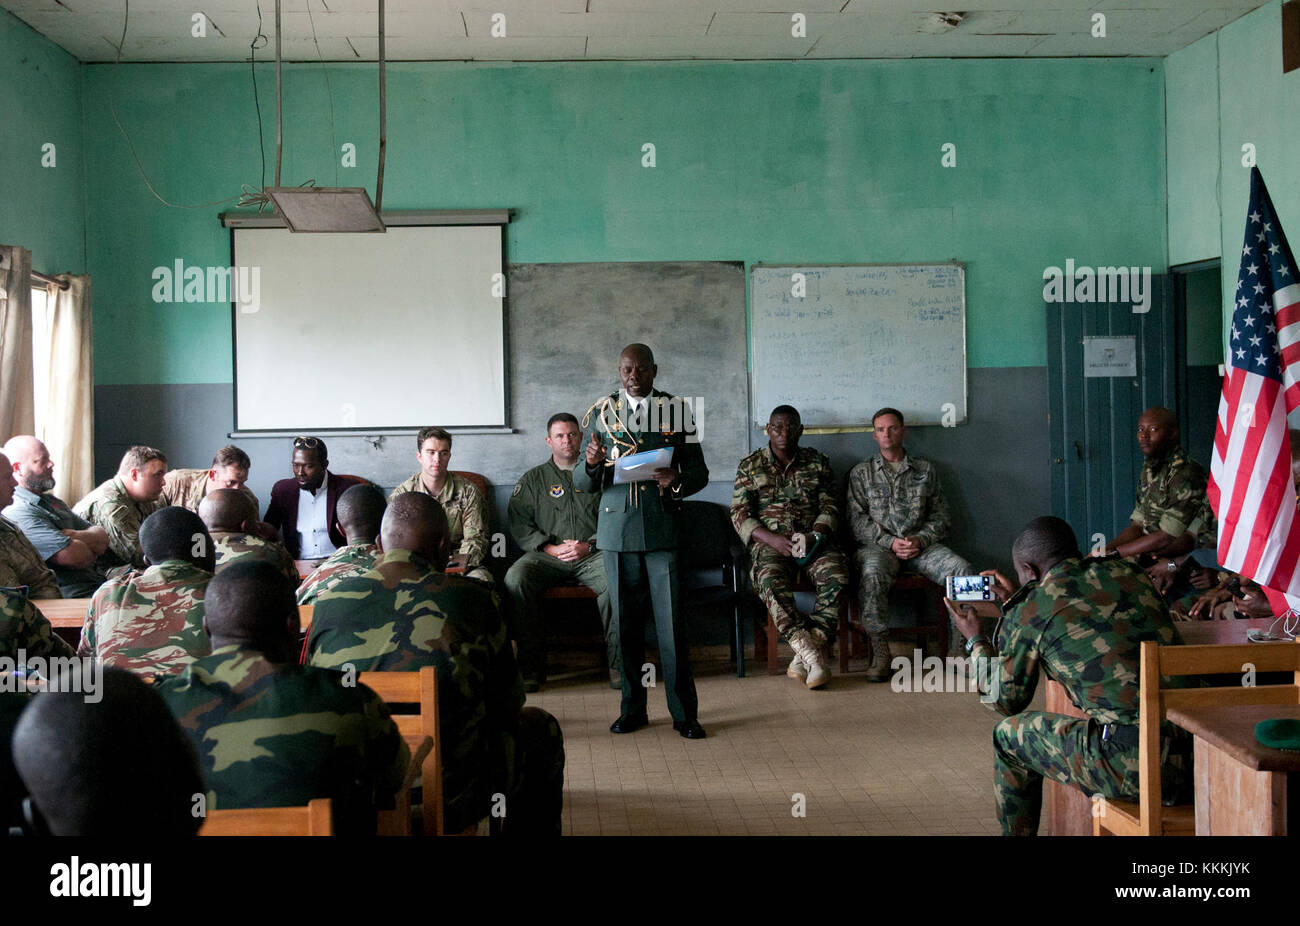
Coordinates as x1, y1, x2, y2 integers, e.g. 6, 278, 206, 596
504, 551, 617, 678
605, 549, 698, 723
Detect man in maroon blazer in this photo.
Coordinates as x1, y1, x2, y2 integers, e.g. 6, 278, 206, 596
264, 437, 366, 560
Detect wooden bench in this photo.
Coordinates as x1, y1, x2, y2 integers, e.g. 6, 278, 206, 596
200, 798, 333, 836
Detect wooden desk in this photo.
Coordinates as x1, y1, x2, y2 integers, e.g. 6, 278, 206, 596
34, 597, 92, 628
1042, 617, 1280, 835
1167, 703, 1300, 835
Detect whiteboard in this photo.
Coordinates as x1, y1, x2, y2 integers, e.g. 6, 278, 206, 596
749, 263, 966, 428
232, 225, 505, 431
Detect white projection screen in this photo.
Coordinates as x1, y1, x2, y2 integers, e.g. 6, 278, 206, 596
232, 224, 505, 431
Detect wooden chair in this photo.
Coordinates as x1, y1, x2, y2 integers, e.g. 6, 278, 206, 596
1094, 639, 1300, 836
451, 470, 488, 499
358, 667, 475, 836
200, 798, 332, 836
378, 735, 434, 836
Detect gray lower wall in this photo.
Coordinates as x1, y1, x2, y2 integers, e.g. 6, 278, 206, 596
94, 365, 1048, 577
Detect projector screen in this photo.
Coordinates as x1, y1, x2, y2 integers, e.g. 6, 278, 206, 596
232, 224, 505, 431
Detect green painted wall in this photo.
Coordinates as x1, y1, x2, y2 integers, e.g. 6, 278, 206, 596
79, 57, 1166, 386
0, 7, 84, 275
1165, 31, 1220, 266
1165, 1, 1300, 341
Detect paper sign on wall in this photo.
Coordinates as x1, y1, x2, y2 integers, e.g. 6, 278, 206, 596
1083, 336, 1137, 378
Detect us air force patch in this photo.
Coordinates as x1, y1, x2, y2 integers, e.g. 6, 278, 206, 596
549, 484, 564, 498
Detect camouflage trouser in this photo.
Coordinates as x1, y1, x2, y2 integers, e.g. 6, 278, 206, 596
504, 551, 616, 677
993, 712, 1139, 836
854, 543, 971, 634
749, 542, 847, 645
500, 706, 566, 837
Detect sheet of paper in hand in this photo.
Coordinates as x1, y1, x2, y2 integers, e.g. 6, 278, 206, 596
612, 447, 675, 485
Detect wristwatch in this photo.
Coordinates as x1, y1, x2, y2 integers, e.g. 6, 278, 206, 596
965, 635, 990, 655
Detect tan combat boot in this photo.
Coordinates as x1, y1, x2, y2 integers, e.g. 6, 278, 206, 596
787, 630, 830, 689
786, 652, 808, 681
865, 632, 892, 682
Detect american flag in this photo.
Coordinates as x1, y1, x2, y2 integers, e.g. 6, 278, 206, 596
1209, 166, 1300, 603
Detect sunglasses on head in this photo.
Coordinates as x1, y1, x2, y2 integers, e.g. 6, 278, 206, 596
293, 437, 320, 449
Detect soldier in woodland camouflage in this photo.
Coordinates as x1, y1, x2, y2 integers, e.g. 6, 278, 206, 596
731, 405, 847, 689
296, 484, 385, 606
199, 488, 299, 586
946, 516, 1190, 836
78, 507, 214, 678
154, 561, 408, 828
847, 408, 971, 681
0, 587, 74, 660
73, 445, 168, 570
309, 492, 564, 835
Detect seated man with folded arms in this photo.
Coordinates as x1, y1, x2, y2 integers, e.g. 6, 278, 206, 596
308, 493, 564, 836
945, 517, 1189, 836
198, 488, 299, 586
3, 436, 112, 597
297, 484, 386, 607
847, 408, 972, 681
161, 444, 258, 512
74, 445, 168, 571
0, 449, 61, 598
14, 667, 205, 837
733, 405, 848, 689
79, 507, 215, 678
390, 426, 492, 583
263, 436, 364, 561
505, 412, 616, 693
155, 561, 409, 825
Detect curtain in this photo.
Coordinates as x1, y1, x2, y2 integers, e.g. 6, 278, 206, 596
0, 245, 35, 441
42, 275, 94, 502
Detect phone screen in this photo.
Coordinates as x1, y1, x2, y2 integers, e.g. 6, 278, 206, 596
948, 575, 993, 601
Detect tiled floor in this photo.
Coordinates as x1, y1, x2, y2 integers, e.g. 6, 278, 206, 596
530, 643, 1043, 836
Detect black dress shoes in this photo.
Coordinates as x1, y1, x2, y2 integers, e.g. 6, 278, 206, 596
672, 720, 707, 739
609, 713, 649, 734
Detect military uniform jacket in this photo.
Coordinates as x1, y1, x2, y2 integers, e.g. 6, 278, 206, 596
847, 454, 952, 551
0, 516, 61, 599
4, 486, 108, 597
0, 588, 74, 660
969, 556, 1180, 724
156, 645, 409, 810
73, 476, 161, 570
508, 458, 599, 553
78, 559, 213, 677
160, 468, 258, 512
731, 446, 837, 546
1131, 446, 1215, 545
296, 542, 379, 605
307, 548, 524, 833
573, 390, 710, 552
211, 531, 300, 586
389, 472, 489, 569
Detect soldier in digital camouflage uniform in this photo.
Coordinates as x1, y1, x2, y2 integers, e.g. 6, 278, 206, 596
0, 587, 74, 660
732, 405, 847, 689
309, 492, 564, 836
198, 488, 299, 586
847, 408, 971, 681
0, 451, 61, 599
160, 445, 259, 513
73, 445, 168, 570
296, 484, 385, 606
78, 507, 214, 678
505, 412, 614, 692
946, 516, 1190, 836
155, 561, 408, 827
389, 426, 492, 583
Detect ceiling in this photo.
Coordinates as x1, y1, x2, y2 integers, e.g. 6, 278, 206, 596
0, 0, 1271, 63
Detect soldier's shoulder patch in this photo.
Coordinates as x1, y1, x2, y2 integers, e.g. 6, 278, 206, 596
549, 484, 564, 498
511, 484, 522, 497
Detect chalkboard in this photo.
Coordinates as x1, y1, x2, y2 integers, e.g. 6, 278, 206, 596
749, 263, 966, 428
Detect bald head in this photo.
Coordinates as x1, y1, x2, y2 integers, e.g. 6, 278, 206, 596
336, 484, 387, 544
380, 493, 450, 565
140, 506, 214, 571
1, 435, 54, 495
203, 560, 299, 661
618, 343, 658, 398
1137, 406, 1179, 459
1012, 516, 1081, 581
13, 668, 204, 836
198, 487, 258, 533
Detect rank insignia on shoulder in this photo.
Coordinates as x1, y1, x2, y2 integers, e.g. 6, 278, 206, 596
511, 484, 522, 497
549, 484, 564, 498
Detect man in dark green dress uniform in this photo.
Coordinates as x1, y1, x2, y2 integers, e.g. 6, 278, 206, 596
574, 344, 709, 739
